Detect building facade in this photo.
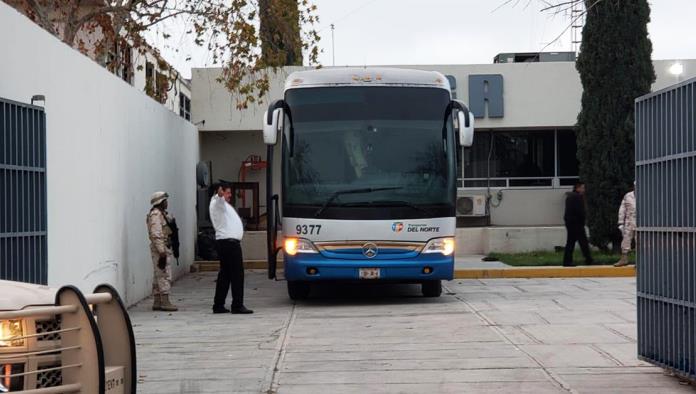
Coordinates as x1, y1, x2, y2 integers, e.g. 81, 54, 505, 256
192, 58, 695, 254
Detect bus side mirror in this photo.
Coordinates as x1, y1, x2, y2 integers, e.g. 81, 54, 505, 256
457, 110, 474, 147
452, 100, 474, 148
263, 100, 285, 145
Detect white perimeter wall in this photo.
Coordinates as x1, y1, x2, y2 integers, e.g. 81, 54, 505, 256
0, 2, 199, 305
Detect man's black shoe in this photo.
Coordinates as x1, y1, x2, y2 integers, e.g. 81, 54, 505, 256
563, 263, 577, 267
213, 306, 230, 314
231, 306, 254, 314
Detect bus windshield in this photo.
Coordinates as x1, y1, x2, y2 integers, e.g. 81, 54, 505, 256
283, 86, 455, 211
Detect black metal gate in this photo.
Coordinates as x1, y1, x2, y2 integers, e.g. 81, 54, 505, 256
636, 78, 696, 381
0, 97, 47, 284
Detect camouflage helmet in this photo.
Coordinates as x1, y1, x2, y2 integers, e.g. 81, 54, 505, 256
150, 191, 169, 206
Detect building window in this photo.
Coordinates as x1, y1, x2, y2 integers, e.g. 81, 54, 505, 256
110, 42, 132, 84
179, 93, 191, 121
145, 61, 155, 95
145, 62, 170, 104
557, 130, 580, 185
460, 129, 578, 188
118, 44, 133, 84
155, 71, 169, 103
101, 41, 133, 84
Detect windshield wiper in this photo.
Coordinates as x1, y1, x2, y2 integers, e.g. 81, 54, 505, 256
314, 187, 403, 217
343, 200, 434, 215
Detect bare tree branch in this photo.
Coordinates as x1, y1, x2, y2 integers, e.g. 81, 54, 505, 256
20, 0, 56, 34
9, 0, 321, 108
540, 0, 582, 12
496, 0, 602, 54
537, 0, 601, 52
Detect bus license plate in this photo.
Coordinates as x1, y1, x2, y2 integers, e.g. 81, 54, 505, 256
359, 268, 380, 279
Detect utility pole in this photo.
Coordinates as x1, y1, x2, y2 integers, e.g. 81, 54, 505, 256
330, 23, 335, 66
571, 1, 584, 54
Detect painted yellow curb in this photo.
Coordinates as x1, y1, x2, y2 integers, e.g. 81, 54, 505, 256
454, 265, 635, 279
193, 260, 269, 271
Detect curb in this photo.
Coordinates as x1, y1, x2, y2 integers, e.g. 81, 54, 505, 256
454, 265, 635, 279
194, 261, 635, 278
193, 260, 268, 272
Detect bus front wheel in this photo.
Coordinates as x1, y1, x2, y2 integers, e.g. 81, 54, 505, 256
422, 280, 442, 297
287, 281, 311, 300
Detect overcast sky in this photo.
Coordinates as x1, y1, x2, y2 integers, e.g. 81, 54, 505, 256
152, 1, 696, 79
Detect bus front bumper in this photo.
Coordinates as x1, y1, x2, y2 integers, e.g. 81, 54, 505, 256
283, 253, 454, 282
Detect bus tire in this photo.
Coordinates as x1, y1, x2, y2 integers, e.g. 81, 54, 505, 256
288, 281, 311, 300
422, 280, 442, 297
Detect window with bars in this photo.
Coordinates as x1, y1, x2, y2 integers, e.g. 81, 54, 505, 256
179, 93, 191, 121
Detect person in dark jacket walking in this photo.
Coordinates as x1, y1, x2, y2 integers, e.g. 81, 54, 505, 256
563, 182, 593, 266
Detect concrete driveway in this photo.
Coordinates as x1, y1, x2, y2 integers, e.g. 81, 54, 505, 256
129, 272, 691, 393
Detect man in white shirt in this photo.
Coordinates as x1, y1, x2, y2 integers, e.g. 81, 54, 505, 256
209, 184, 253, 314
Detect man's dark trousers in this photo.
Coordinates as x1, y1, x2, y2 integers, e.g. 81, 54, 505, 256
563, 223, 592, 265
214, 239, 244, 309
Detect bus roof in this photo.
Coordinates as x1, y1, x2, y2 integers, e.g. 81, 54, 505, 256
284, 67, 451, 91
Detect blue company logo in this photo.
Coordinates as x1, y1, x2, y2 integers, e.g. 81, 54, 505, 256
392, 222, 404, 232
468, 74, 504, 118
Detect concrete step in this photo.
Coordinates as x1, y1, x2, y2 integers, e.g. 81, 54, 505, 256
193, 260, 270, 272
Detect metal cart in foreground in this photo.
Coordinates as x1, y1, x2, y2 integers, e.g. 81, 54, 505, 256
0, 281, 136, 393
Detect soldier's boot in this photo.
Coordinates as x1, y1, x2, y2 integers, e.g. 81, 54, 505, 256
160, 294, 179, 312
152, 294, 162, 311
614, 253, 629, 267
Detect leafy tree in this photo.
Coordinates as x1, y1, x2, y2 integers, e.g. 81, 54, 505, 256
575, 0, 655, 249
8, 0, 320, 108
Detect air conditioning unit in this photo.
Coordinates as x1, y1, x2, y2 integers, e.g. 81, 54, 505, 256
456, 195, 487, 217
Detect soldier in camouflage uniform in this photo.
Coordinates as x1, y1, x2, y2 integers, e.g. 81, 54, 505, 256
147, 191, 178, 311
615, 183, 636, 267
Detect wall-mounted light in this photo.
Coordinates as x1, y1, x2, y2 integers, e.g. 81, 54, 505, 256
30, 95, 45, 106
669, 62, 684, 76
194, 119, 206, 126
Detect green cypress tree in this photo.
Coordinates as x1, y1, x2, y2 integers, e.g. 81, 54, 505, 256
576, 0, 655, 250
259, 0, 303, 66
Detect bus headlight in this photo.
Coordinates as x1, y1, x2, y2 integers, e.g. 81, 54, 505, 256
423, 237, 455, 256
284, 238, 318, 256
0, 319, 24, 347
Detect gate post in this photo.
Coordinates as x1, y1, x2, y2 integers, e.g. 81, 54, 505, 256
636, 78, 696, 382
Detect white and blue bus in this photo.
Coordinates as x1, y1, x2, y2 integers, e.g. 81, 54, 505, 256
263, 68, 474, 299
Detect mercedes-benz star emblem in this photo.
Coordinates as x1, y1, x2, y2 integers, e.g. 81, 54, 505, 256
362, 242, 378, 258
